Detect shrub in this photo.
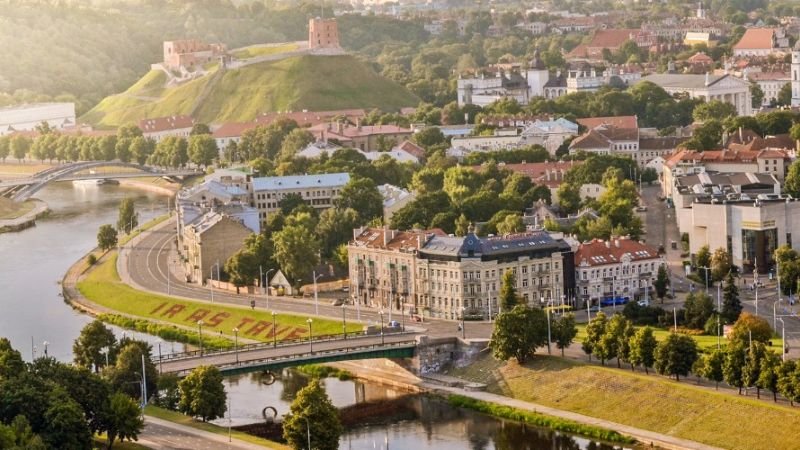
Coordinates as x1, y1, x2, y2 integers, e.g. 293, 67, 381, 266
296, 364, 353, 380
87, 254, 97, 266
622, 303, 666, 326
97, 314, 233, 350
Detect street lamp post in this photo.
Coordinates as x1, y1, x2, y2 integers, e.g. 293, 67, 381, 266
699, 266, 711, 296
209, 265, 215, 303
197, 320, 204, 356
156, 340, 163, 374
271, 311, 278, 348
379, 310, 385, 345
43, 341, 48, 358
313, 271, 323, 316
774, 298, 783, 328
400, 296, 406, 332
341, 305, 347, 340
233, 328, 239, 365
264, 268, 275, 309
777, 317, 786, 362
461, 307, 466, 339
307, 319, 314, 353
543, 297, 551, 355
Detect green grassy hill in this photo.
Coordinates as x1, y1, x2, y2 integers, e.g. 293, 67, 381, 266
81, 54, 419, 128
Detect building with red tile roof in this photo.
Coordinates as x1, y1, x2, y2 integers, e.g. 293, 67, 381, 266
575, 237, 663, 305
139, 115, 195, 142
212, 122, 258, 151
255, 109, 367, 128
566, 29, 655, 61
733, 28, 789, 57
309, 122, 413, 152
576, 115, 638, 130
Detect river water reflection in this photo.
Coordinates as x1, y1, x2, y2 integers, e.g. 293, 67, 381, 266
219, 370, 631, 450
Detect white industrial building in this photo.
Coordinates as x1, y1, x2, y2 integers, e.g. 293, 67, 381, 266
0, 103, 76, 136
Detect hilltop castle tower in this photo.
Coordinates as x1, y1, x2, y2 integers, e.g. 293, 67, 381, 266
792, 41, 800, 107
308, 18, 340, 50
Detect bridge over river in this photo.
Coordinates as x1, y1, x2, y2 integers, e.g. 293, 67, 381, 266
156, 333, 419, 377
0, 161, 201, 201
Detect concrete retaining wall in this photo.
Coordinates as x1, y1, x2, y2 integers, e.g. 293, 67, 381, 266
412, 336, 488, 374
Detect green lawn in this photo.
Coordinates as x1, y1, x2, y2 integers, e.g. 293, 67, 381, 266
77, 252, 361, 342
0, 197, 36, 219
119, 214, 170, 245
574, 323, 783, 353
82, 55, 419, 127
93, 434, 150, 450
144, 405, 288, 449
232, 43, 299, 59
450, 355, 800, 450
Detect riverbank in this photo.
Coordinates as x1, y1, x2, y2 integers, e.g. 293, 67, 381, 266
448, 352, 800, 450
0, 198, 48, 233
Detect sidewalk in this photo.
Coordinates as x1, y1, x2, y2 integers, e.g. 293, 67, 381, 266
140, 415, 277, 449
421, 382, 724, 450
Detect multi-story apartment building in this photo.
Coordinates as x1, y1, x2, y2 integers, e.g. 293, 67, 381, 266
181, 212, 252, 284
139, 115, 195, 142
575, 237, 664, 307
249, 173, 350, 223
348, 228, 575, 320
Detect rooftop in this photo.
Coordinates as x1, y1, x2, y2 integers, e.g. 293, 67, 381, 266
251, 173, 350, 191
639, 73, 730, 89
576, 115, 638, 130
575, 237, 660, 267
734, 28, 778, 50
139, 115, 194, 133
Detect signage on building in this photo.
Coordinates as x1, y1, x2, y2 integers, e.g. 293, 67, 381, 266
741, 220, 776, 230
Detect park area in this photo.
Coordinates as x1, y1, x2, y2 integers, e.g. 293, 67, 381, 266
77, 251, 362, 343
450, 354, 800, 450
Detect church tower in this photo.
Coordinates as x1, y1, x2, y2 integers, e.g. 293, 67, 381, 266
792, 41, 800, 107
526, 48, 550, 99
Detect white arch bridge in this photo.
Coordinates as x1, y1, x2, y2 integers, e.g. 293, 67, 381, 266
0, 161, 202, 201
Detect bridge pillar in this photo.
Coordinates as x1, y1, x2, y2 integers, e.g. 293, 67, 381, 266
412, 335, 488, 375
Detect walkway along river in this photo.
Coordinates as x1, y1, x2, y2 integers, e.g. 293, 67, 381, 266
0, 182, 631, 449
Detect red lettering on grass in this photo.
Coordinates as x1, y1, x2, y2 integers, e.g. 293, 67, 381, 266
150, 303, 167, 315
246, 320, 271, 336
185, 309, 210, 323
206, 312, 230, 327
236, 317, 255, 330
162, 304, 185, 318
283, 326, 306, 340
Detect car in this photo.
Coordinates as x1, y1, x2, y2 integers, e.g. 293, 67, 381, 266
635, 206, 648, 212
637, 299, 650, 307
330, 298, 345, 306
388, 320, 400, 328
588, 305, 601, 312
341, 286, 349, 292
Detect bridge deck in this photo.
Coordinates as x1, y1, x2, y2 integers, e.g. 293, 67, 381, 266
158, 333, 417, 376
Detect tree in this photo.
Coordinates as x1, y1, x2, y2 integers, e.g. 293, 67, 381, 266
273, 224, 321, 285
693, 100, 737, 123
777, 360, 799, 406
105, 392, 144, 449
583, 312, 608, 364
551, 313, 577, 357
278, 128, 314, 161
10, 135, 31, 162
750, 83, 765, 108
413, 126, 446, 149
490, 305, 548, 364
454, 213, 470, 237
640, 167, 658, 185
498, 270, 519, 311
777, 82, 792, 106
0, 338, 25, 380
729, 312, 773, 345
117, 198, 137, 234
41, 389, 92, 450
96, 224, 118, 251
695, 245, 711, 276
682, 291, 715, 330
710, 247, 731, 282
743, 341, 766, 397
188, 134, 218, 168
721, 272, 742, 324
106, 341, 158, 402
653, 265, 669, 303
724, 341, 747, 394
73, 320, 116, 373
496, 213, 523, 235
0, 137, 9, 162
335, 177, 383, 222
316, 208, 361, 257
697, 348, 725, 389
757, 350, 781, 402
556, 183, 581, 214
654, 332, 699, 381
178, 366, 227, 422
600, 313, 628, 368
224, 249, 258, 294
190, 123, 211, 136
282, 379, 342, 450
786, 159, 800, 197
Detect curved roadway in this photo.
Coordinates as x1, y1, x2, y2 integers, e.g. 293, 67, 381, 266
123, 218, 492, 338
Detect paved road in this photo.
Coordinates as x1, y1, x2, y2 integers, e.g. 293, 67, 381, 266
121, 218, 496, 340
138, 416, 266, 450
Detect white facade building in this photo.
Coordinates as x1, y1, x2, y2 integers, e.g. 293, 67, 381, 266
638, 74, 752, 116
0, 103, 76, 136
791, 41, 800, 107
249, 173, 350, 223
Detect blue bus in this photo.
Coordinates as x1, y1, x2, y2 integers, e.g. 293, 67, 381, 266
600, 296, 630, 307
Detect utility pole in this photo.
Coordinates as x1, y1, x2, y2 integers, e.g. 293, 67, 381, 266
141, 354, 148, 408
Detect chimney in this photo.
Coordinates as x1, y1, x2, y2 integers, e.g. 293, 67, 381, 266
356, 118, 362, 131
739, 126, 743, 142
615, 239, 620, 248
417, 234, 421, 248
383, 225, 389, 247
605, 240, 610, 248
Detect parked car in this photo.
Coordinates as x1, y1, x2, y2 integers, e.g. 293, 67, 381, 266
341, 286, 349, 292
637, 299, 650, 307
635, 206, 647, 212
330, 298, 345, 306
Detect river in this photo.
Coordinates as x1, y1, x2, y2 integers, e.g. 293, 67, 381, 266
0, 182, 629, 450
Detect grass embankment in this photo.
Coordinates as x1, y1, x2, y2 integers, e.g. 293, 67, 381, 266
447, 395, 636, 445
574, 323, 783, 353
295, 364, 353, 380
451, 354, 800, 450
92, 434, 149, 450
77, 252, 362, 342
119, 214, 170, 246
0, 162, 53, 176
232, 43, 299, 59
0, 197, 37, 219
82, 55, 419, 128
144, 405, 288, 449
